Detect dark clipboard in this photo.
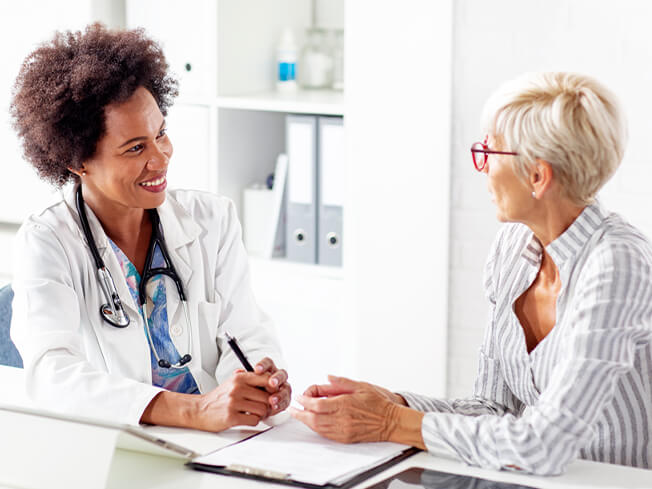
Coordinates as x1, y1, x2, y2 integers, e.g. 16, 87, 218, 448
187, 446, 421, 489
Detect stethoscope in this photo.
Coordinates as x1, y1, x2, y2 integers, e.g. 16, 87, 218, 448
75, 185, 192, 369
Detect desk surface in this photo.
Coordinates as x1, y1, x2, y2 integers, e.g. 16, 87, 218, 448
105, 447, 652, 489
2, 366, 650, 489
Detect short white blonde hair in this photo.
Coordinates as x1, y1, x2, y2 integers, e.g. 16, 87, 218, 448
482, 72, 627, 206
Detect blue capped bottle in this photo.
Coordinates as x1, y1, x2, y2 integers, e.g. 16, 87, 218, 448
276, 28, 298, 92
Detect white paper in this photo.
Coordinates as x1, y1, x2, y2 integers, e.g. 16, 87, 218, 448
193, 418, 407, 486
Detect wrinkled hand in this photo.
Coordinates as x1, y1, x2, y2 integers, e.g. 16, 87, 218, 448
254, 357, 292, 416
194, 370, 271, 431
290, 375, 401, 443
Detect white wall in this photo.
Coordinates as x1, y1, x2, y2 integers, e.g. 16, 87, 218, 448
447, 0, 652, 398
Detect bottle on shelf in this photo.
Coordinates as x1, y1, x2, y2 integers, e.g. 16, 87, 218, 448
276, 28, 298, 92
299, 28, 334, 89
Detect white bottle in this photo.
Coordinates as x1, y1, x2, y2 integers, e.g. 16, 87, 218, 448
276, 28, 298, 92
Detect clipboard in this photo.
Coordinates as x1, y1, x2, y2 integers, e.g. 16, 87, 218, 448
187, 445, 420, 489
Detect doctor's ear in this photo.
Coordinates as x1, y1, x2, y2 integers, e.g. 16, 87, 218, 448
68, 166, 87, 178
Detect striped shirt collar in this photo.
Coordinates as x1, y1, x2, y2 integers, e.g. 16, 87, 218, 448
521, 201, 608, 267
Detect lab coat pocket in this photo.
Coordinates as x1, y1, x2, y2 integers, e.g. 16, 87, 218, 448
197, 299, 221, 375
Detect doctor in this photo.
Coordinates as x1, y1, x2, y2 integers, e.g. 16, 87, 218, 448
9, 24, 291, 431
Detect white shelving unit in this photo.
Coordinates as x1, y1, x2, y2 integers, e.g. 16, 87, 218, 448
217, 90, 344, 116
127, 0, 453, 397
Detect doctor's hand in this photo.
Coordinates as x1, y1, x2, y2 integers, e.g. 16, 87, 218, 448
254, 357, 292, 416
290, 375, 424, 447
194, 370, 272, 431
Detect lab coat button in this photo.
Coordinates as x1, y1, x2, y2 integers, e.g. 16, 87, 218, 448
171, 325, 183, 336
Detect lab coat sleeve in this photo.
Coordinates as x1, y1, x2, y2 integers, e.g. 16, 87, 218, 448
213, 199, 284, 384
414, 240, 652, 475
10, 221, 163, 425
398, 224, 523, 417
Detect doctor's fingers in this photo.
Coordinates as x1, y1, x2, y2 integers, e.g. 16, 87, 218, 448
229, 411, 264, 427
254, 356, 278, 374
231, 399, 269, 419
234, 370, 271, 389
296, 394, 342, 414
269, 384, 291, 411
268, 368, 289, 391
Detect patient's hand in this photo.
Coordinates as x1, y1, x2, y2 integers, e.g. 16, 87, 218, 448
290, 375, 406, 443
301, 377, 407, 406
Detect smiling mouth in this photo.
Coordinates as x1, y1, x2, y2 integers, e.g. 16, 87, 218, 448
139, 175, 166, 187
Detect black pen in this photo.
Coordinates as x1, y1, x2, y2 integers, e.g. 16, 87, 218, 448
225, 331, 255, 372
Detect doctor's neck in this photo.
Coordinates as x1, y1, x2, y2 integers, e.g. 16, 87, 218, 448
79, 184, 152, 260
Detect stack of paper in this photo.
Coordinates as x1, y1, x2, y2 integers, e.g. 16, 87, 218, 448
192, 418, 409, 486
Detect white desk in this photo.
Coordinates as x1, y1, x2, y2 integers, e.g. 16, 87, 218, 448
2, 366, 651, 489
104, 448, 652, 489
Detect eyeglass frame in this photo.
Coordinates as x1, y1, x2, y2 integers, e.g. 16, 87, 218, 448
470, 136, 518, 171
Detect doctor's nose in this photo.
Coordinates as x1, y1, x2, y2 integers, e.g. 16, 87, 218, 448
146, 157, 169, 170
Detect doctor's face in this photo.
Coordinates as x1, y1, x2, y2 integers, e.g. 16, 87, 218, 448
483, 134, 533, 223
81, 86, 173, 212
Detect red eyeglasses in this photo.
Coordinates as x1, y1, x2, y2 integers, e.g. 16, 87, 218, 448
470, 137, 518, 171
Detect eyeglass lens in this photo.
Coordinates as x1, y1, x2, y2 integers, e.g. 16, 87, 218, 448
471, 142, 487, 171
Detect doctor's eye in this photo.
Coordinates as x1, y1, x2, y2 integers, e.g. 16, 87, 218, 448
125, 143, 144, 154
157, 128, 167, 139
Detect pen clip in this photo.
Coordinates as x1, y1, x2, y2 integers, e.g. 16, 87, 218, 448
226, 464, 289, 480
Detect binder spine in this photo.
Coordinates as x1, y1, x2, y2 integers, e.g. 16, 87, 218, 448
286, 115, 318, 264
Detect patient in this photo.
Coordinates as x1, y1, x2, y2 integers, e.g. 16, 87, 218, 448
292, 72, 652, 475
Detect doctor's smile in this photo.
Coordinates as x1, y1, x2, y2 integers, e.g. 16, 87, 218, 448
139, 174, 168, 192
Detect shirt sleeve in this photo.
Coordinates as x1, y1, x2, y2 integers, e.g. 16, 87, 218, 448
213, 198, 285, 383
416, 239, 652, 475
399, 225, 523, 417
10, 221, 163, 426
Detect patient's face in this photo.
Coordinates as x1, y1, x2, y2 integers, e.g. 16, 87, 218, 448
483, 134, 532, 223
81, 86, 173, 213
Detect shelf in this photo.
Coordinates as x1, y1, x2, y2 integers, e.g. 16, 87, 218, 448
216, 89, 344, 116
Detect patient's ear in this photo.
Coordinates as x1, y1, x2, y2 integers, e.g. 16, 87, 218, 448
530, 159, 553, 198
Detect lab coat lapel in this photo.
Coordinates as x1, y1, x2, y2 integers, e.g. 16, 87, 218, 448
156, 196, 201, 330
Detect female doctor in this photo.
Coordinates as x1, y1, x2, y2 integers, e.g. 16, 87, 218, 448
9, 24, 291, 431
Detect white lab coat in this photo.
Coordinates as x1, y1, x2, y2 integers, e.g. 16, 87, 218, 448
10, 186, 283, 425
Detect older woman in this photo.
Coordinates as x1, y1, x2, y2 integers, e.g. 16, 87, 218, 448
10, 24, 290, 430
292, 72, 652, 475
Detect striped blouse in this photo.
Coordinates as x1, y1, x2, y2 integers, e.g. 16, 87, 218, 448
401, 202, 652, 475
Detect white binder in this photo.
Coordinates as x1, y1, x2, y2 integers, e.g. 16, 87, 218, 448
286, 115, 318, 263
317, 117, 345, 266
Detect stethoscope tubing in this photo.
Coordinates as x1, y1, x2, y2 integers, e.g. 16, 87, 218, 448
75, 185, 193, 369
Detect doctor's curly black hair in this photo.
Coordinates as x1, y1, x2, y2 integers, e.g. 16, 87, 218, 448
10, 23, 178, 187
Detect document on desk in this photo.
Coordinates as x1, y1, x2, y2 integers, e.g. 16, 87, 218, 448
191, 418, 412, 487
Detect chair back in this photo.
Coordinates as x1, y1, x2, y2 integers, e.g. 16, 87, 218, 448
0, 284, 23, 368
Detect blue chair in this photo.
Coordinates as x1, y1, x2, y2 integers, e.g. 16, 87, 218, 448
0, 284, 23, 368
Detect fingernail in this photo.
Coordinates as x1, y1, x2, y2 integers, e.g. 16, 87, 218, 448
271, 378, 279, 387
255, 365, 263, 373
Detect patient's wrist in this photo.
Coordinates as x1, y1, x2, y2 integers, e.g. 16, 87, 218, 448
386, 405, 425, 449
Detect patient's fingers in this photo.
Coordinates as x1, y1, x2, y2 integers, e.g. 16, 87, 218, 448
303, 382, 353, 398
296, 394, 340, 414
